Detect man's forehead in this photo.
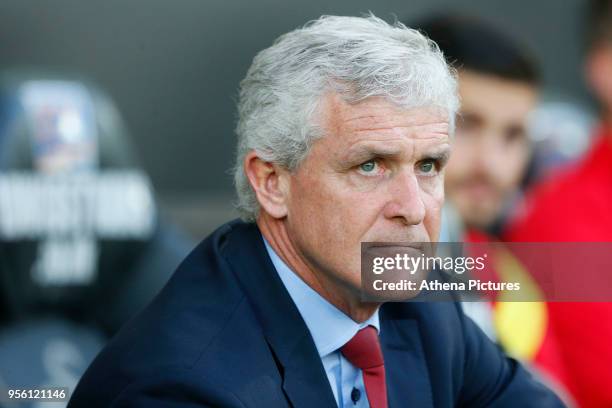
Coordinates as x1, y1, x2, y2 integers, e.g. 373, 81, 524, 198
320, 93, 450, 140
306, 93, 451, 165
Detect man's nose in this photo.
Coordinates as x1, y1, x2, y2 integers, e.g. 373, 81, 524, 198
382, 170, 426, 226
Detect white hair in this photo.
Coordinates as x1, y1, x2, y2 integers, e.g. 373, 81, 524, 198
234, 14, 458, 221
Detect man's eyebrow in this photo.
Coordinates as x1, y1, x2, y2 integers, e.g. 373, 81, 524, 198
343, 145, 403, 162
423, 147, 451, 163
343, 144, 451, 163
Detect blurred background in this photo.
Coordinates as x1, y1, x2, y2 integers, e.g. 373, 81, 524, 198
0, 0, 608, 407
0, 0, 595, 238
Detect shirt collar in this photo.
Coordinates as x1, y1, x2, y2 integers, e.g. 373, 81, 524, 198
263, 237, 380, 358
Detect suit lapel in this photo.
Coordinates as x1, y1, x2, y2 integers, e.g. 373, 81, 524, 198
381, 304, 434, 408
222, 222, 337, 408
280, 334, 339, 408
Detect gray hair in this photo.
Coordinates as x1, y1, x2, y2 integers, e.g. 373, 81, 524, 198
234, 14, 458, 221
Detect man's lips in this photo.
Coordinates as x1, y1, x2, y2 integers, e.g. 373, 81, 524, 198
367, 242, 425, 250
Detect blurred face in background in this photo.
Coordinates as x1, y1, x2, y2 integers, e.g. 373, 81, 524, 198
444, 69, 537, 230
586, 39, 612, 122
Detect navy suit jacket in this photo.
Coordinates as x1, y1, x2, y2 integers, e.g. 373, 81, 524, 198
69, 220, 564, 407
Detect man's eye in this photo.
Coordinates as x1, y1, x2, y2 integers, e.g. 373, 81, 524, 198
418, 160, 437, 174
358, 160, 379, 175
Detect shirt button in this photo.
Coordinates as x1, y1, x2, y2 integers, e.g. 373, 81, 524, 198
351, 387, 361, 404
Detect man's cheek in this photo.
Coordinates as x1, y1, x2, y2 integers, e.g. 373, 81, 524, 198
424, 177, 445, 203
425, 190, 444, 222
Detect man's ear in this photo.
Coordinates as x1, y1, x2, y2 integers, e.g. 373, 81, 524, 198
243, 151, 289, 219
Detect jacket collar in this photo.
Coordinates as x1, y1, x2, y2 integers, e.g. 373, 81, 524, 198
221, 221, 337, 408
263, 237, 380, 358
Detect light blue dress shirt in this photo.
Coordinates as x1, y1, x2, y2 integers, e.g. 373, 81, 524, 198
264, 239, 380, 408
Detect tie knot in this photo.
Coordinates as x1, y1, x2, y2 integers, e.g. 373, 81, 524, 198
340, 326, 384, 369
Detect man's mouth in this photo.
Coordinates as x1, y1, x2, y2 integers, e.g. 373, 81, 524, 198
367, 242, 425, 250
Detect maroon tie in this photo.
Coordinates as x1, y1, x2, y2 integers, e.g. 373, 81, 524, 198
340, 326, 388, 408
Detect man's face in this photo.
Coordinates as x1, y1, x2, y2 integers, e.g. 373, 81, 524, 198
282, 94, 450, 293
444, 70, 537, 230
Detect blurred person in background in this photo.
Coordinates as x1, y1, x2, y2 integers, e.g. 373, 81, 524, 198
415, 16, 579, 406
0, 70, 192, 407
416, 15, 540, 242
505, 0, 612, 406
